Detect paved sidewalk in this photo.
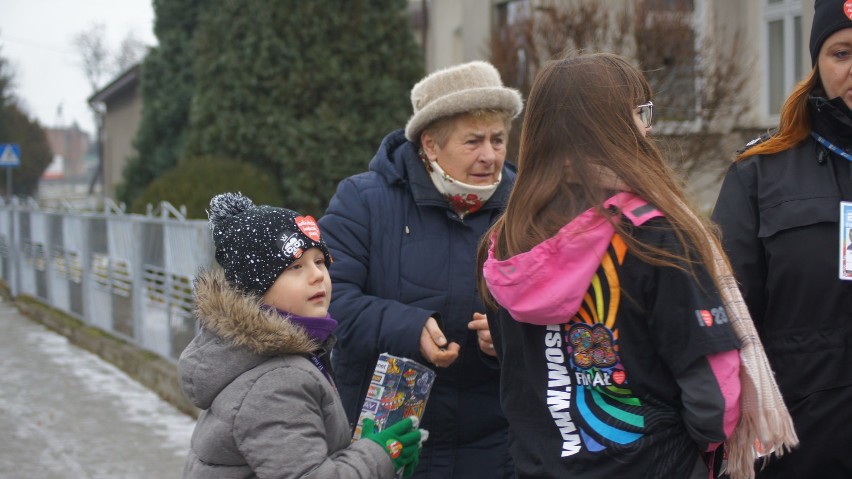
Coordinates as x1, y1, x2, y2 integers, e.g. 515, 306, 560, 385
0, 297, 196, 479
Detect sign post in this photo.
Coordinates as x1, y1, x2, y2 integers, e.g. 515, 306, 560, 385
0, 143, 21, 200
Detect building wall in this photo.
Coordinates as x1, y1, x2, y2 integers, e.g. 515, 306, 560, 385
716, 0, 815, 130
101, 88, 143, 199
415, 0, 825, 210
415, 0, 495, 71
418, 0, 818, 132
45, 125, 91, 180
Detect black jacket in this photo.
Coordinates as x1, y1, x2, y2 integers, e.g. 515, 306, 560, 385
712, 97, 852, 477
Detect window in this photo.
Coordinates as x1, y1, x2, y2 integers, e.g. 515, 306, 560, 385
647, 0, 695, 10
763, 0, 804, 116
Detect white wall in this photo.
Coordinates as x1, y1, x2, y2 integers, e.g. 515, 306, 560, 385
421, 0, 494, 71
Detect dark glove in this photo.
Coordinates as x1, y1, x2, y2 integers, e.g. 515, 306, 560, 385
361, 417, 427, 478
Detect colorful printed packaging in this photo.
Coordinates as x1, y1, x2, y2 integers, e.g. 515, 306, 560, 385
352, 353, 436, 441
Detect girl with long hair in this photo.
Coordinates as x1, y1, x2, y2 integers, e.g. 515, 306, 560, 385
478, 53, 796, 479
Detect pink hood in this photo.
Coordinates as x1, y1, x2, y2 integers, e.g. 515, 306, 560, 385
482, 192, 661, 325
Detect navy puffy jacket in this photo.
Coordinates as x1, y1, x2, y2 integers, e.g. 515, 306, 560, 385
319, 129, 515, 450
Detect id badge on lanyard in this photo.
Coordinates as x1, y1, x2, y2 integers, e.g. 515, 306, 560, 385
840, 201, 852, 280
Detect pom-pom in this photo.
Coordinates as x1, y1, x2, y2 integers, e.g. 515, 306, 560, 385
208, 192, 255, 227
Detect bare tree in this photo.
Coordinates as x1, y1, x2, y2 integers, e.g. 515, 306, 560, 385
633, 0, 749, 191
73, 23, 111, 92
489, 0, 632, 163
490, 1, 630, 105
114, 32, 147, 73
489, 0, 750, 205
74, 24, 147, 88
73, 23, 148, 195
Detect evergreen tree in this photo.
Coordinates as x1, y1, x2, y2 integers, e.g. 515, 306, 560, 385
0, 49, 52, 197
185, 0, 423, 215
117, 0, 211, 205
129, 156, 286, 219
0, 47, 11, 109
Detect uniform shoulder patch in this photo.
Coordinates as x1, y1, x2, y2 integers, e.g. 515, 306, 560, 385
737, 131, 774, 155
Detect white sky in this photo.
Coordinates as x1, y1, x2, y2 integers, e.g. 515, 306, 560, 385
0, 0, 157, 136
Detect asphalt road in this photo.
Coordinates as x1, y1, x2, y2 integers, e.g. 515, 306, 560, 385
0, 297, 196, 479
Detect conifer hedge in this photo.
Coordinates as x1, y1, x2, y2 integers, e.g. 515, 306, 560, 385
122, 0, 423, 217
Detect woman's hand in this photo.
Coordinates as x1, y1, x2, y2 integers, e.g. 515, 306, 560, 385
468, 312, 496, 357
420, 317, 460, 368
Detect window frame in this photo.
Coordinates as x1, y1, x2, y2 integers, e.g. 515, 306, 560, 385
761, 0, 804, 120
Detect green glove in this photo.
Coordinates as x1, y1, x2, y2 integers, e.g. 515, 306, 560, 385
402, 448, 420, 479
361, 417, 426, 477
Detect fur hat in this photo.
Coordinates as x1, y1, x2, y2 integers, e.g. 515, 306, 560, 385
404, 61, 523, 142
207, 192, 330, 296
810, 0, 852, 65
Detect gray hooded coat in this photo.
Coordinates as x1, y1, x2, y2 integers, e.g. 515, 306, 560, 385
179, 268, 394, 478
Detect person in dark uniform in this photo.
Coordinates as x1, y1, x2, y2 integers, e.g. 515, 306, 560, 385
712, 1, 852, 476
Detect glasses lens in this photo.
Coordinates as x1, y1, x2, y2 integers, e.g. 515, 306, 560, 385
638, 102, 653, 128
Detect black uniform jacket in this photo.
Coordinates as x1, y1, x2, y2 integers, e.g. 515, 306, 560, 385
711, 97, 852, 477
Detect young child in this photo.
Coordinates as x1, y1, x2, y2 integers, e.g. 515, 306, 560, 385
477, 53, 795, 479
179, 192, 426, 479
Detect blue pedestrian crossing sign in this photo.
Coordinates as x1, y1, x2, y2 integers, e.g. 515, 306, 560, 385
0, 144, 20, 167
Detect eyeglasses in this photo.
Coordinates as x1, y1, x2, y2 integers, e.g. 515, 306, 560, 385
636, 101, 654, 129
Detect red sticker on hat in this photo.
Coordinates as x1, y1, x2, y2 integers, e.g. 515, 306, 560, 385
846, 1, 852, 20
296, 215, 321, 242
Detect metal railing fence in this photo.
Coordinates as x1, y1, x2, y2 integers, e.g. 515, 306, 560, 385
0, 197, 214, 362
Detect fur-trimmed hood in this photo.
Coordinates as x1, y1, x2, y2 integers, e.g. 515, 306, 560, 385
192, 267, 318, 354
178, 268, 319, 409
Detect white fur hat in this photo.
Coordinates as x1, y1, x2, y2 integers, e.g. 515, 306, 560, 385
404, 61, 524, 142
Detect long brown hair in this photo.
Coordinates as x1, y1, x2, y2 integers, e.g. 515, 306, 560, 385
738, 67, 820, 161
477, 53, 725, 307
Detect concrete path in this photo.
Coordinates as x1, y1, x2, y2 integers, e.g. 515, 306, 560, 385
0, 297, 196, 479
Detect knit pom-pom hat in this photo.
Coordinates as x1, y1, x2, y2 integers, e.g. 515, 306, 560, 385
404, 61, 523, 143
208, 192, 330, 296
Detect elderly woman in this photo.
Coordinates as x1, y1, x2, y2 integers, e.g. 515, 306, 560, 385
318, 61, 522, 478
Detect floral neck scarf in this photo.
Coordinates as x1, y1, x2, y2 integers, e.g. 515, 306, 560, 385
422, 153, 500, 218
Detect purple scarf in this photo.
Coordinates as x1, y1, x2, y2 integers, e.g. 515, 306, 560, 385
263, 306, 338, 343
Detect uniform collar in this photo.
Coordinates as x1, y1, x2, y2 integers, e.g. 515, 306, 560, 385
810, 96, 852, 149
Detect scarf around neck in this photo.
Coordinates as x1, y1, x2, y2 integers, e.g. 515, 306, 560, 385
421, 152, 500, 218
264, 306, 337, 344
694, 215, 799, 478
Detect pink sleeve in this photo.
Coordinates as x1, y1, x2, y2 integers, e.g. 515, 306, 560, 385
705, 349, 741, 451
